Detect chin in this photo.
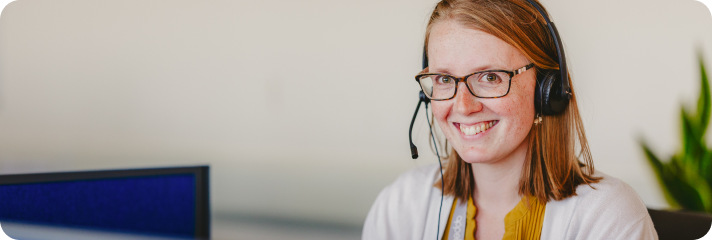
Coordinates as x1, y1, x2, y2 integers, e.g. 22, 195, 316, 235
455, 148, 497, 164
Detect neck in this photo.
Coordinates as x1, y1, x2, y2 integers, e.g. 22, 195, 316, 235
471, 137, 529, 208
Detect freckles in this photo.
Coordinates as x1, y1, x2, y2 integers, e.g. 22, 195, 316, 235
499, 81, 535, 138
430, 102, 447, 118
430, 101, 453, 134
509, 85, 535, 114
431, 102, 451, 120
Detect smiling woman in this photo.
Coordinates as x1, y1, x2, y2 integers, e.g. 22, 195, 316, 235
362, 0, 658, 240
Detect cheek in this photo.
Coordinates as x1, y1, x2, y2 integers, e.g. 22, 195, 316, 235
495, 80, 536, 130
430, 101, 453, 132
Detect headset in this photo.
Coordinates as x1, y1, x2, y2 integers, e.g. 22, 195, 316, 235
406, 0, 571, 239
525, 0, 572, 115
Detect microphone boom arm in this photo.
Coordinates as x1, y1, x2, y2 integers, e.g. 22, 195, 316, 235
409, 91, 430, 159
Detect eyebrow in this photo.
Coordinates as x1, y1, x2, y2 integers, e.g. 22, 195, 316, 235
429, 65, 500, 75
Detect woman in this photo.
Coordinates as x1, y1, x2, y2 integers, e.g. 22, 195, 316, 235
362, 0, 658, 239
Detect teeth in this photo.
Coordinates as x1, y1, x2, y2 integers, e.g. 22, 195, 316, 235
460, 121, 497, 136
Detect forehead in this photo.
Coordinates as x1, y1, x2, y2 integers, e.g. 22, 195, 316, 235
427, 20, 527, 74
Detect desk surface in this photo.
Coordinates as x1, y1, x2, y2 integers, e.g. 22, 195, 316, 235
1, 222, 192, 240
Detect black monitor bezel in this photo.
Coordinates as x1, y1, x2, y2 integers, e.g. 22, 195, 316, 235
0, 166, 210, 239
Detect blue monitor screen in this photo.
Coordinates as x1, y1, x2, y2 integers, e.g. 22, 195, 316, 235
0, 174, 196, 238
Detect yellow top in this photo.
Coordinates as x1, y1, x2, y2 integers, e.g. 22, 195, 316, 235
441, 196, 546, 240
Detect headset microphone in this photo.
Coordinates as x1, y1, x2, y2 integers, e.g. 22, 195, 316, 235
408, 91, 431, 159
410, 47, 433, 159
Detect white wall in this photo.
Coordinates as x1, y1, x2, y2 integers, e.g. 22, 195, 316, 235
0, 0, 710, 227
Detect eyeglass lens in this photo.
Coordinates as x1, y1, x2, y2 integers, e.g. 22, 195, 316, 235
418, 71, 510, 99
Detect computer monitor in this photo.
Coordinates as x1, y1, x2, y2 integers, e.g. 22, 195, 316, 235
0, 166, 209, 239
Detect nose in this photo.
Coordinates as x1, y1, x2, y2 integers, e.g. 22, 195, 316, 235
453, 82, 483, 115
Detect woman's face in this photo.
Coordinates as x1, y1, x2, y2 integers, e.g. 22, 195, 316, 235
428, 20, 536, 164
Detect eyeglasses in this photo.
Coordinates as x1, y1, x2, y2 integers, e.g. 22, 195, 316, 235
415, 63, 535, 100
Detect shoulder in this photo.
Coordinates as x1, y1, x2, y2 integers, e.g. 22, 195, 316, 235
366, 163, 441, 214
543, 171, 658, 239
388, 163, 442, 195
575, 171, 646, 208
362, 163, 445, 240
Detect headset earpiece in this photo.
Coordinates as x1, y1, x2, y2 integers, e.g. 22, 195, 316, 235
546, 73, 570, 115
535, 69, 569, 115
534, 70, 549, 113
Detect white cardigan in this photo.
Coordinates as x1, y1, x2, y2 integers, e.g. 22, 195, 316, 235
362, 163, 658, 240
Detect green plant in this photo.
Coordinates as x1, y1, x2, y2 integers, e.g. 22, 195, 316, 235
641, 54, 712, 213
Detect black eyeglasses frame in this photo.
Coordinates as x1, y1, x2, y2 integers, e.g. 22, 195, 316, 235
415, 63, 536, 101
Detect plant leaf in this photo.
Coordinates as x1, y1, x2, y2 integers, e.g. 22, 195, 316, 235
697, 53, 711, 135
641, 140, 680, 208
703, 150, 712, 188
678, 152, 712, 212
681, 109, 704, 167
697, 53, 712, 189
687, 172, 712, 212
664, 156, 707, 211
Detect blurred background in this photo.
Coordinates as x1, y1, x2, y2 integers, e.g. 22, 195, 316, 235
0, 0, 710, 239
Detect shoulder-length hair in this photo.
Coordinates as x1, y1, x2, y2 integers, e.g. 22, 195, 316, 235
427, 0, 600, 203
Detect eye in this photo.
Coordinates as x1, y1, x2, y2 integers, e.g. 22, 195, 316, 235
484, 73, 499, 82
439, 76, 453, 84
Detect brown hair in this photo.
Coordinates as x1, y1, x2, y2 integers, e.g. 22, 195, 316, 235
427, 0, 600, 203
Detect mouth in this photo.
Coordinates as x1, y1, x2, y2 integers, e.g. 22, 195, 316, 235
455, 120, 499, 136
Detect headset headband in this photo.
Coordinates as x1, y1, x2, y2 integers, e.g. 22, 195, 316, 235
524, 0, 571, 100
